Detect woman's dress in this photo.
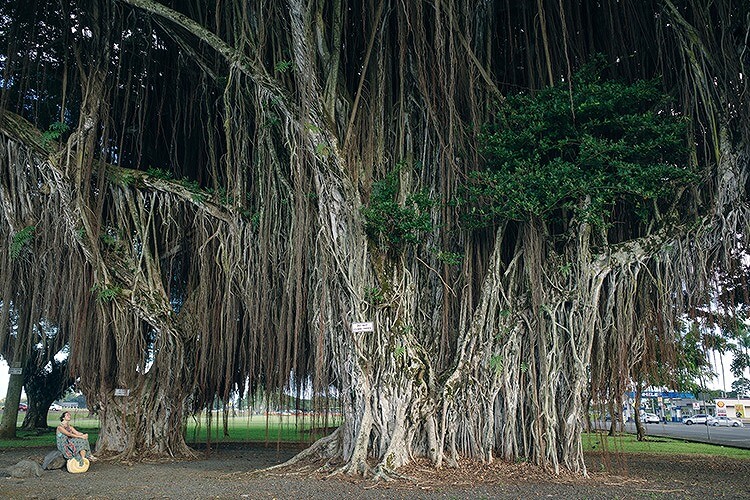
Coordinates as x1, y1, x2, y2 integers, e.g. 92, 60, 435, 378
56, 426, 91, 464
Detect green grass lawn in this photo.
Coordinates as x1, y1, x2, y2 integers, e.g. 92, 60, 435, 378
0, 409, 335, 449
184, 411, 336, 445
582, 431, 750, 459
0, 409, 100, 449
2, 410, 748, 461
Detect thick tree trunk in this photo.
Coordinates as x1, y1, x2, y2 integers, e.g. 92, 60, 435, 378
95, 375, 193, 458
21, 397, 54, 430
0, 369, 24, 438
21, 355, 72, 430
0, 322, 29, 438
634, 383, 646, 441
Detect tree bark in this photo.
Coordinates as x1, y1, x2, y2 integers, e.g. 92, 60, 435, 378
0, 369, 24, 438
634, 383, 646, 441
0, 310, 31, 439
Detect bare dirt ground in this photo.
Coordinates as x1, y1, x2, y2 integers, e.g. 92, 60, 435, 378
1, 442, 748, 499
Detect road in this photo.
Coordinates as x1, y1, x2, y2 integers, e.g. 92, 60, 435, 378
618, 421, 750, 449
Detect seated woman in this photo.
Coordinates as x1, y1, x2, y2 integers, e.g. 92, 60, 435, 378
56, 411, 96, 465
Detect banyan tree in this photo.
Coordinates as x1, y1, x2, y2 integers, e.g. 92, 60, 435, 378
1, 0, 748, 476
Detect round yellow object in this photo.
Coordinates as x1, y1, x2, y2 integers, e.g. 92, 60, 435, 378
66, 457, 90, 473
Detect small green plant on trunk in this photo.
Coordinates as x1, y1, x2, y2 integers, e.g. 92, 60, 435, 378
10, 226, 35, 260
362, 163, 434, 252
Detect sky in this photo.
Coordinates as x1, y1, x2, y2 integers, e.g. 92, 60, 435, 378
0, 359, 22, 399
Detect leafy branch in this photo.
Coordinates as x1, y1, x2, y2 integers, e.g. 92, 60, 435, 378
10, 226, 36, 260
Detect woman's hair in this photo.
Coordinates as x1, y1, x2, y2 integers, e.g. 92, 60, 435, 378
59, 412, 69, 422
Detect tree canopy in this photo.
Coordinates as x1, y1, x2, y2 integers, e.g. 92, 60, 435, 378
1, 0, 749, 477
471, 61, 694, 230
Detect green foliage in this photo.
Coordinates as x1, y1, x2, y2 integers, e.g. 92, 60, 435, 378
178, 177, 200, 192
731, 377, 750, 397
264, 115, 280, 128
670, 322, 714, 393
100, 227, 123, 249
91, 282, 122, 303
39, 121, 69, 149
467, 58, 695, 229
490, 355, 503, 375
435, 250, 463, 267
315, 142, 331, 157
274, 60, 294, 73
362, 165, 434, 251
365, 286, 385, 305
100, 232, 118, 247
249, 211, 261, 229
108, 169, 135, 187
559, 262, 573, 277
211, 186, 229, 205
146, 167, 173, 180
10, 226, 35, 260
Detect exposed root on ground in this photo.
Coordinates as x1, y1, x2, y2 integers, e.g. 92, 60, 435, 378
370, 463, 411, 482
236, 427, 342, 478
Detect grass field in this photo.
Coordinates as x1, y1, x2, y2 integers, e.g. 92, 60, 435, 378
582, 431, 750, 459
184, 411, 336, 445
2, 410, 749, 461
0, 409, 334, 449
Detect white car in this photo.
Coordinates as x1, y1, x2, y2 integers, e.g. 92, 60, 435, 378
49, 403, 63, 411
642, 412, 660, 423
684, 414, 710, 425
709, 416, 744, 427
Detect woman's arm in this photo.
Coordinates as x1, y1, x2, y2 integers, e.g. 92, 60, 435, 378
68, 425, 88, 439
59, 424, 88, 439
57, 424, 74, 437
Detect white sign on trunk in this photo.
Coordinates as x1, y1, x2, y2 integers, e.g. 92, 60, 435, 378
8, 367, 22, 375
114, 388, 130, 397
351, 322, 374, 333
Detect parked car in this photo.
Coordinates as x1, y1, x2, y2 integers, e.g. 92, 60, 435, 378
684, 414, 710, 425
642, 412, 660, 423
49, 403, 63, 411
709, 416, 744, 427
18, 403, 27, 411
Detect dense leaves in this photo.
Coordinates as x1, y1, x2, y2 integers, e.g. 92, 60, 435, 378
469, 61, 695, 230
362, 165, 434, 252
